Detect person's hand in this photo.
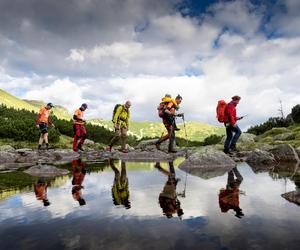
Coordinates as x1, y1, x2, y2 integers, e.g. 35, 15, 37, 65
232, 124, 237, 128
36, 124, 39, 129
114, 124, 120, 130
177, 113, 184, 117
51, 124, 56, 128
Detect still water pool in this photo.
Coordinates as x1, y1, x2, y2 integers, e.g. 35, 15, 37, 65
0, 159, 299, 250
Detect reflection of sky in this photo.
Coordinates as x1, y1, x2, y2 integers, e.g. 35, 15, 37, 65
0, 162, 299, 250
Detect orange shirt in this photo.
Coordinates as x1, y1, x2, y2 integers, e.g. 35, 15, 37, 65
74, 109, 84, 124
38, 107, 50, 124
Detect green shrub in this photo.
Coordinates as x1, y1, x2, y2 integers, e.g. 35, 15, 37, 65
291, 104, 300, 123
202, 134, 223, 146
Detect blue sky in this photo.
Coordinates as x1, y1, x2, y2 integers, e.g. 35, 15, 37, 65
0, 0, 299, 129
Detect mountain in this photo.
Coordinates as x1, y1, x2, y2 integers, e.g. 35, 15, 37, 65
0, 88, 225, 141
0, 89, 71, 120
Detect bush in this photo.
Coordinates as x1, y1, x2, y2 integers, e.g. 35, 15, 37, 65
291, 104, 300, 123
202, 134, 223, 146
247, 117, 292, 135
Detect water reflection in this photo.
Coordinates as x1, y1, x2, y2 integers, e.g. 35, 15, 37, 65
219, 167, 244, 219
155, 161, 184, 219
34, 178, 50, 207
71, 158, 86, 206
109, 159, 131, 209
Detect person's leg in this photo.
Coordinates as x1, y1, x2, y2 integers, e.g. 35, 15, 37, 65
109, 128, 121, 149
38, 134, 44, 149
73, 124, 81, 151
120, 127, 128, 151
78, 125, 87, 150
168, 125, 176, 153
224, 125, 233, 153
230, 125, 242, 150
44, 133, 49, 149
232, 167, 243, 183
156, 121, 171, 150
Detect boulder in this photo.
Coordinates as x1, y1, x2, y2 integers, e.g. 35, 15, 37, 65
84, 139, 95, 145
273, 132, 295, 141
136, 139, 177, 152
0, 151, 17, 163
0, 145, 15, 151
221, 133, 256, 144
296, 146, 300, 158
179, 147, 236, 179
24, 164, 69, 177
246, 149, 277, 166
268, 144, 299, 163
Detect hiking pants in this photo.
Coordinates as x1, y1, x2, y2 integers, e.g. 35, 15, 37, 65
73, 124, 87, 150
224, 124, 241, 150
109, 126, 128, 150
159, 120, 175, 150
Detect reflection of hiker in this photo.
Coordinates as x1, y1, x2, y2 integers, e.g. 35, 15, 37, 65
156, 95, 184, 153
71, 158, 86, 206
224, 96, 242, 155
108, 101, 131, 153
219, 167, 244, 219
73, 103, 88, 152
109, 159, 131, 209
156, 161, 184, 219
36, 103, 55, 150
34, 178, 50, 206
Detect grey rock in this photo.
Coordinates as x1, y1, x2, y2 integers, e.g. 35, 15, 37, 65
24, 164, 69, 177
84, 139, 95, 145
136, 139, 177, 152
246, 149, 277, 166
0, 151, 17, 163
0, 162, 34, 172
268, 144, 299, 163
221, 133, 256, 144
0, 145, 15, 151
296, 146, 300, 158
179, 147, 236, 179
281, 191, 300, 206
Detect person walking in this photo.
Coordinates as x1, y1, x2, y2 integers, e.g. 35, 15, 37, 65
156, 95, 183, 153
223, 96, 242, 155
108, 101, 131, 153
73, 103, 88, 152
36, 103, 55, 150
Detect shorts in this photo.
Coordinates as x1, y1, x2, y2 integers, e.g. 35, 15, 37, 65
39, 123, 48, 134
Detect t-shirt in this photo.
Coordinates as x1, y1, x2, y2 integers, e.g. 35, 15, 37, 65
38, 107, 50, 124
74, 109, 84, 125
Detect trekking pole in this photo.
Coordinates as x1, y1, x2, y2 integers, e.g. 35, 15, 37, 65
181, 114, 189, 148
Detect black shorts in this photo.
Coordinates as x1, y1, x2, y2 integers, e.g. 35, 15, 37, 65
39, 123, 48, 134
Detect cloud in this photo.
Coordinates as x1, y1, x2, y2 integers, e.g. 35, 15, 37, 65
0, 0, 300, 130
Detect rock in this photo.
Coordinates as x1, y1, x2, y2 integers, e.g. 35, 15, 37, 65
0, 145, 15, 151
16, 148, 33, 156
296, 146, 300, 158
0, 162, 34, 172
136, 139, 178, 152
24, 164, 69, 177
268, 144, 299, 163
221, 132, 256, 144
258, 144, 274, 151
84, 139, 95, 145
246, 149, 277, 166
0, 151, 17, 163
179, 147, 236, 179
116, 150, 179, 162
273, 132, 295, 141
281, 191, 300, 206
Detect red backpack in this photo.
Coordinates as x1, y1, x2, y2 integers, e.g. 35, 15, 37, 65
157, 102, 168, 118
216, 100, 227, 123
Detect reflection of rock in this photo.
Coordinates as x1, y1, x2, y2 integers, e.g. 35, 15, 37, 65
179, 147, 236, 179
25, 165, 69, 177
0, 162, 34, 172
281, 191, 300, 206
268, 144, 299, 163
246, 149, 277, 166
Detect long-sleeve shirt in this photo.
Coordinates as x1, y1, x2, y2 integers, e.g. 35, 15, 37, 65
225, 101, 237, 126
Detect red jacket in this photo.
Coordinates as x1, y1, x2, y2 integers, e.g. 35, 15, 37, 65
225, 101, 237, 126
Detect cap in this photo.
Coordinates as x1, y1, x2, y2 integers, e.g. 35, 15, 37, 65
81, 103, 88, 109
47, 103, 54, 108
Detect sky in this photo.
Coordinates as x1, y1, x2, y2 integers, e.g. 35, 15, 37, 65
0, 0, 299, 129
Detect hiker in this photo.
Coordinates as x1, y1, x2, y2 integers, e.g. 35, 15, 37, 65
108, 101, 131, 153
223, 95, 242, 155
36, 103, 55, 150
156, 95, 183, 153
155, 161, 184, 219
159, 94, 180, 131
109, 159, 131, 209
73, 103, 88, 152
219, 167, 244, 219
71, 158, 86, 206
34, 178, 50, 206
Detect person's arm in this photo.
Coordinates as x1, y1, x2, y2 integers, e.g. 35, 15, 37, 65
164, 102, 175, 115
73, 110, 85, 123
125, 110, 130, 128
228, 105, 236, 126
36, 113, 41, 127
48, 116, 55, 127
112, 106, 123, 126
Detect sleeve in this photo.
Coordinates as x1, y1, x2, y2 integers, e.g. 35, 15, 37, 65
113, 106, 123, 124
228, 105, 236, 126
166, 102, 174, 111
126, 110, 130, 127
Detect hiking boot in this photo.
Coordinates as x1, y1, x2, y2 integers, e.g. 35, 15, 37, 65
155, 142, 161, 150
224, 149, 233, 156
168, 149, 177, 153
174, 126, 180, 131
230, 144, 239, 152
77, 144, 84, 152
38, 144, 42, 150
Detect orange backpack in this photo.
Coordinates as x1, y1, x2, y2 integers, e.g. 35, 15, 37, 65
157, 102, 168, 118
216, 100, 227, 123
